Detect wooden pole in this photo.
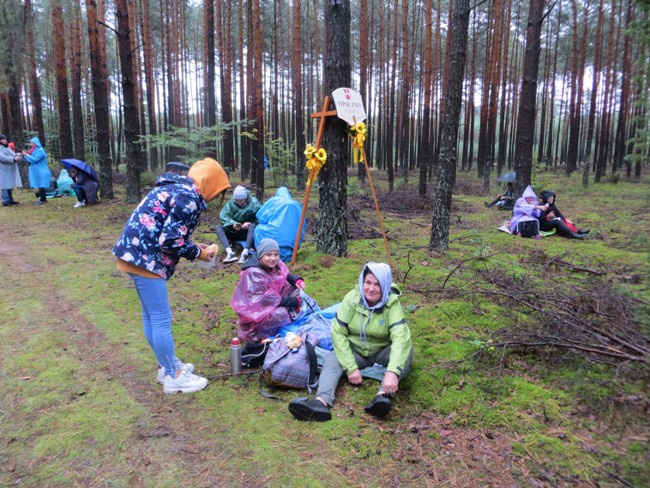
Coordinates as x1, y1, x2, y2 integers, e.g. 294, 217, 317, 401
354, 117, 397, 276
290, 96, 337, 265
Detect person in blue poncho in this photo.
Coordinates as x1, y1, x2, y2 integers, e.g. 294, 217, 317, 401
289, 262, 413, 422
21, 137, 52, 206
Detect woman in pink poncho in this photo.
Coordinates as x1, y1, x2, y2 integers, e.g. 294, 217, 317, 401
230, 238, 319, 341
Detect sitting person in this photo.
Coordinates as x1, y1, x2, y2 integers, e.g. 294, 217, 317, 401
288, 262, 413, 422
216, 185, 261, 264
70, 167, 99, 207
485, 182, 515, 210
230, 238, 318, 342
55, 169, 75, 197
509, 185, 546, 238
538, 190, 589, 239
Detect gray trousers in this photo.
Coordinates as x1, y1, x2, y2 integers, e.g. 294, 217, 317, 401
316, 345, 413, 406
215, 223, 256, 250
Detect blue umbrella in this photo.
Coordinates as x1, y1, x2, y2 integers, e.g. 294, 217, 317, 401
497, 171, 516, 183
61, 159, 98, 182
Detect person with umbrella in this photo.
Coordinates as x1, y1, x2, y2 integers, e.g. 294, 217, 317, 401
71, 170, 98, 207
484, 181, 515, 210
21, 137, 51, 206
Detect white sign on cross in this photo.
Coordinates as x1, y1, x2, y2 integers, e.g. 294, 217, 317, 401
331, 87, 367, 125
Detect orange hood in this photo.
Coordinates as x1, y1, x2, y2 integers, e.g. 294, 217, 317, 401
188, 158, 230, 202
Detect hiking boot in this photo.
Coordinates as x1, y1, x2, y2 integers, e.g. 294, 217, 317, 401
10, 201, 19, 205
578, 229, 590, 235
73, 201, 85, 208
364, 394, 392, 418
484, 201, 491, 207
162, 370, 208, 394
223, 249, 237, 263
238, 250, 250, 264
288, 398, 331, 422
156, 360, 195, 384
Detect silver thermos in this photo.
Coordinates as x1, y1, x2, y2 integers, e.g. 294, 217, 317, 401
230, 337, 242, 374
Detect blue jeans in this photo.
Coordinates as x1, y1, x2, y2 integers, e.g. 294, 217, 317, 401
129, 274, 177, 377
72, 184, 87, 203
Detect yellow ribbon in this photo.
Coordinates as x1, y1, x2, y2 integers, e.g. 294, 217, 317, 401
350, 123, 366, 164
304, 144, 327, 185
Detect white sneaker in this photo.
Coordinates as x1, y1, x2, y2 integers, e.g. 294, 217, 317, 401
156, 360, 195, 384
223, 249, 237, 263
163, 370, 208, 394
73, 201, 85, 208
238, 250, 249, 264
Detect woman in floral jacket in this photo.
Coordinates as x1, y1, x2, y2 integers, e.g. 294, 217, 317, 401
113, 158, 230, 394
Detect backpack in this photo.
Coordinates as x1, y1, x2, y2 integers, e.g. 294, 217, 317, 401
516, 220, 539, 238
261, 331, 320, 393
241, 341, 269, 369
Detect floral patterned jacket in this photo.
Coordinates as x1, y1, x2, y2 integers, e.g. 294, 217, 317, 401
113, 173, 206, 280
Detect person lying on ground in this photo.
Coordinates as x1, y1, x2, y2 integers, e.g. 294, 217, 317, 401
113, 158, 230, 394
538, 190, 589, 240
230, 238, 319, 342
509, 185, 546, 239
288, 262, 413, 422
216, 184, 261, 264
484, 182, 515, 210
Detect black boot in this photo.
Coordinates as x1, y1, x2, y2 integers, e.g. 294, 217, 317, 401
571, 232, 585, 239
578, 229, 590, 235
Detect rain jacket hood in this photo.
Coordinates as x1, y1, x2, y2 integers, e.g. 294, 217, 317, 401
359, 262, 393, 310
541, 190, 556, 204
188, 157, 230, 202
30, 137, 43, 148
522, 185, 538, 202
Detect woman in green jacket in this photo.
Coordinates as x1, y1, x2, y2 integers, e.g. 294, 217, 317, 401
289, 262, 413, 421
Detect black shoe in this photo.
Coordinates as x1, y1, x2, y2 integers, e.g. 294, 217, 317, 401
364, 394, 392, 418
288, 398, 331, 422
33, 201, 46, 206
2, 203, 10, 207
578, 229, 590, 235
10, 201, 19, 205
570, 232, 585, 239
484, 201, 491, 207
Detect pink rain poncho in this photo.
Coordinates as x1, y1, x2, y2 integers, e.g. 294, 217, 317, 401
231, 260, 296, 341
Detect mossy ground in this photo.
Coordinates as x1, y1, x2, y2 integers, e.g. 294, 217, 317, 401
0, 169, 648, 486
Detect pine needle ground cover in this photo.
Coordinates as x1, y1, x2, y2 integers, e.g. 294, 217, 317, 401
0, 172, 648, 487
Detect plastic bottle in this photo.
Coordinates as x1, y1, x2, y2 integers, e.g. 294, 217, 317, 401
230, 337, 242, 374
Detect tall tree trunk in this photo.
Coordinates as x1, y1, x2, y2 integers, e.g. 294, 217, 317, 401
397, 0, 411, 181
613, 0, 633, 174
317, 0, 351, 257
52, 1, 73, 159
71, 10, 85, 161
292, 0, 306, 191
24, 0, 45, 146
252, 0, 265, 199
140, 0, 158, 170
418, 0, 434, 196
429, 0, 471, 251
86, 0, 113, 199
116, 0, 144, 203
514, 0, 546, 196
585, 0, 605, 165
218, 0, 235, 170
358, 0, 369, 183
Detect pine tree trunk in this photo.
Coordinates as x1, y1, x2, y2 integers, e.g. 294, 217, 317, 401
86, 0, 113, 199
429, 0, 471, 252
418, 0, 434, 196
513, 0, 546, 196
317, 0, 351, 257
71, 11, 85, 161
24, 0, 45, 146
116, 0, 144, 203
252, 0, 265, 198
52, 1, 73, 159
292, 0, 306, 191
140, 0, 159, 170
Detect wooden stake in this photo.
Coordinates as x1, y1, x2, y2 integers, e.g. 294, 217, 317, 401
291, 96, 337, 265
353, 116, 397, 277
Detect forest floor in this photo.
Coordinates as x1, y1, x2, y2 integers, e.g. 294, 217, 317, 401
0, 168, 648, 487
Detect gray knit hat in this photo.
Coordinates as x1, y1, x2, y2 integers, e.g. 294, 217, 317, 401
256, 238, 280, 259
233, 185, 248, 200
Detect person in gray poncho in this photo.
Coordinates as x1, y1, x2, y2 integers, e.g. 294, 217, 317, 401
0, 135, 20, 206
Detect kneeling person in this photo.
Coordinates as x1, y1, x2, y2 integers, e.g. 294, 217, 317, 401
289, 262, 413, 421
216, 185, 261, 264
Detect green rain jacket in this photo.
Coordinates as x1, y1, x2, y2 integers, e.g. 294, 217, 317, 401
331, 263, 412, 376
219, 193, 262, 228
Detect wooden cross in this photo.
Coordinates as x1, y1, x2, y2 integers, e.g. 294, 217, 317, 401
291, 96, 337, 265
